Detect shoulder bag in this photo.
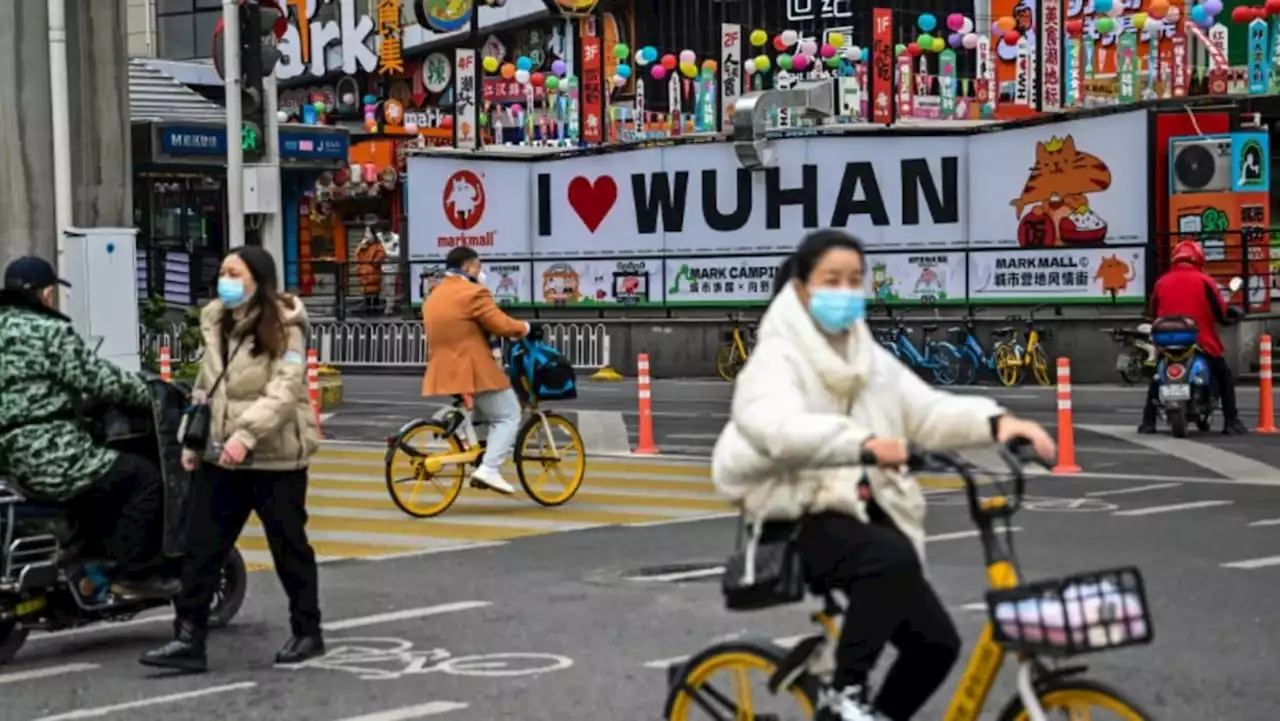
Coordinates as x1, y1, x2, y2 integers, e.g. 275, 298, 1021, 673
721, 480, 808, 611
179, 336, 246, 451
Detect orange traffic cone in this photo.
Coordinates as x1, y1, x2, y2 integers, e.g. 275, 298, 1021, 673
307, 349, 324, 440
1258, 335, 1276, 434
634, 354, 658, 454
1052, 357, 1081, 474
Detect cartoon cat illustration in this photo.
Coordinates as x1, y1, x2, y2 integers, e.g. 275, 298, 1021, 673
1012, 135, 1112, 247
1093, 255, 1134, 300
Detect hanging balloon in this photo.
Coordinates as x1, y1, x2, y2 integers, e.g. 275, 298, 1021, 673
961, 17, 974, 33
792, 54, 810, 71
772, 34, 788, 51
825, 56, 841, 68
515, 69, 530, 84
827, 32, 845, 47
995, 15, 1016, 32
680, 62, 698, 78
931, 36, 945, 52
679, 49, 697, 65
781, 29, 799, 45
1147, 17, 1165, 32
613, 74, 627, 87
778, 53, 794, 70
1004, 29, 1022, 44
1094, 0, 1114, 13
516, 56, 533, 72
845, 46, 863, 62
947, 13, 966, 31
962, 32, 979, 48
744, 60, 757, 74
530, 72, 545, 87
545, 76, 560, 91
500, 63, 515, 79
1231, 5, 1253, 20
551, 59, 567, 75
1204, 0, 1224, 15
895, 43, 907, 55
1132, 12, 1148, 28
615, 43, 630, 59
918, 13, 937, 31
750, 28, 768, 46
949, 33, 963, 48
702, 59, 718, 72
661, 54, 677, 70
820, 43, 836, 58
1165, 5, 1180, 22
1095, 16, 1116, 33
907, 42, 922, 56
917, 33, 934, 48
799, 39, 818, 55
1066, 19, 1085, 35
483, 56, 499, 73
651, 65, 667, 80
565, 75, 578, 88
617, 63, 632, 79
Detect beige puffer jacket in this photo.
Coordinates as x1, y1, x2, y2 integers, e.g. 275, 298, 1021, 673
191, 295, 320, 470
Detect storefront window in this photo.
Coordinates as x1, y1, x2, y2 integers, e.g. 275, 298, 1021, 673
134, 174, 226, 305
157, 0, 222, 60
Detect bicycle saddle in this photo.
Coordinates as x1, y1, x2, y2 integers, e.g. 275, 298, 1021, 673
920, 324, 938, 332
992, 326, 1015, 335
946, 325, 964, 334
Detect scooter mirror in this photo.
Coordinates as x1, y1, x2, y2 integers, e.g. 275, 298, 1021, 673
1228, 276, 1244, 294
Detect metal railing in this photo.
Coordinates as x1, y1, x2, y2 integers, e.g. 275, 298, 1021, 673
139, 320, 612, 371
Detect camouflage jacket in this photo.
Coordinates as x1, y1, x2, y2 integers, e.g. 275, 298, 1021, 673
0, 293, 151, 501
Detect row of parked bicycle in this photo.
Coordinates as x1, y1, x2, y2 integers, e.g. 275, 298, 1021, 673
715, 307, 1060, 387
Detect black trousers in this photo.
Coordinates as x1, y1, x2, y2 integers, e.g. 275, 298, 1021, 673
175, 465, 321, 636
794, 511, 961, 721
75, 452, 164, 578
1145, 354, 1238, 422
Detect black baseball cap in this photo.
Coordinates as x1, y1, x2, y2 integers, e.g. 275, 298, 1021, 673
3, 256, 70, 291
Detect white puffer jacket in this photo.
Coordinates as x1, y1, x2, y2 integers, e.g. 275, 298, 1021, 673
712, 284, 1005, 562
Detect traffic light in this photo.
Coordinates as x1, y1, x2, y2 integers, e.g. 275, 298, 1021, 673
213, 1, 286, 162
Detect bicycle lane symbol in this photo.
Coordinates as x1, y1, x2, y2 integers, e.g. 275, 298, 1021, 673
281, 637, 575, 681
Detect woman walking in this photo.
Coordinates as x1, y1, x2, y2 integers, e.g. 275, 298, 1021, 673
713, 230, 1054, 721
141, 246, 323, 673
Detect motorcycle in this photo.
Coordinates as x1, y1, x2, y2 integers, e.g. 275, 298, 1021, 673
0, 378, 247, 664
1150, 277, 1244, 438
1104, 323, 1157, 385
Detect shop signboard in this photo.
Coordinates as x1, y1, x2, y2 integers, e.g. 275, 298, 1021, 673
968, 247, 1145, 303
279, 127, 350, 163
158, 125, 225, 156
278, 0, 379, 80
404, 109, 1151, 305
966, 110, 1148, 248
405, 156, 531, 259
532, 260, 656, 307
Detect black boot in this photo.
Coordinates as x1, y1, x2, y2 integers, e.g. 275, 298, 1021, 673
139, 619, 207, 673
1223, 417, 1250, 435
1137, 407, 1158, 434
275, 634, 325, 665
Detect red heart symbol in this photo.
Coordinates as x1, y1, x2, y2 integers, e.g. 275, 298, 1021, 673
567, 176, 618, 233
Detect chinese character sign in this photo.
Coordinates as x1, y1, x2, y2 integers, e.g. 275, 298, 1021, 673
1041, 0, 1062, 110
581, 37, 604, 144
787, 0, 853, 21
720, 23, 742, 133
378, 0, 404, 75
872, 8, 893, 125
454, 49, 478, 149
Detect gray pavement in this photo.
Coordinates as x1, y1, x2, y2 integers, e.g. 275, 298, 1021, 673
6, 470, 1280, 719
6, 376, 1280, 719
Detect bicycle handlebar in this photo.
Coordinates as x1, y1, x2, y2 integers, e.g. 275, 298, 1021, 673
859, 439, 1052, 525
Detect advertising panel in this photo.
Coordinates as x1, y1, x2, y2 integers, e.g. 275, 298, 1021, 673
868, 252, 967, 305
532, 136, 967, 254
410, 261, 534, 306
532, 259, 657, 307
968, 247, 1146, 303
406, 156, 532, 260
966, 110, 1148, 247
664, 256, 786, 306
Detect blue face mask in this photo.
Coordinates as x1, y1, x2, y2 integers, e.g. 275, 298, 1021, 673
217, 277, 247, 308
808, 288, 866, 334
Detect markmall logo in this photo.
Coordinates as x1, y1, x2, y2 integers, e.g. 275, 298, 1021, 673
439, 170, 496, 249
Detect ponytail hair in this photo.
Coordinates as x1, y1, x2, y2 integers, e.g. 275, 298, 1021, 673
771, 229, 866, 298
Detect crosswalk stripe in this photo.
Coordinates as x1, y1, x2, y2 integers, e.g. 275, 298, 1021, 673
250, 509, 548, 541
236, 533, 419, 558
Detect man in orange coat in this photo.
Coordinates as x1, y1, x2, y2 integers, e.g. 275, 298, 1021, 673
422, 247, 529, 493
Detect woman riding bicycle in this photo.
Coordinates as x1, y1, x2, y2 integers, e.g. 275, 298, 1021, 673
711, 230, 1054, 721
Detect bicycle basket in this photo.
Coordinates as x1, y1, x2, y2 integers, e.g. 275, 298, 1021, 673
985, 566, 1152, 658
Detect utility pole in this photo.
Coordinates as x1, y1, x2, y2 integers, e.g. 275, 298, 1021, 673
221, 0, 244, 248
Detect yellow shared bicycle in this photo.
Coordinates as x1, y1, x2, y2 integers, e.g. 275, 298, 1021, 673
993, 305, 1057, 387
383, 361, 587, 518
663, 444, 1155, 720
716, 314, 758, 382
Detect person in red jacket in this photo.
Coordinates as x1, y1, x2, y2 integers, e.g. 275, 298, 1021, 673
1141, 241, 1247, 435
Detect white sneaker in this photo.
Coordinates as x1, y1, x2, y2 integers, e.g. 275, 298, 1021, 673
815, 685, 881, 721
470, 466, 517, 495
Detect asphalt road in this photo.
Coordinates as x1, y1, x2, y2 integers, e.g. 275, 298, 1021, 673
6, 377, 1280, 719
6, 465, 1280, 720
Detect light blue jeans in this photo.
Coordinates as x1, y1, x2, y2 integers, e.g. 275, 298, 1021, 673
472, 388, 522, 472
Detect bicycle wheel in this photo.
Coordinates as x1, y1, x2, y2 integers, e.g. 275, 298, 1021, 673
1030, 345, 1052, 386
996, 677, 1153, 720
664, 639, 820, 721
515, 412, 586, 506
929, 343, 963, 386
715, 345, 744, 382
994, 343, 1023, 387
954, 347, 980, 386
384, 421, 467, 518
